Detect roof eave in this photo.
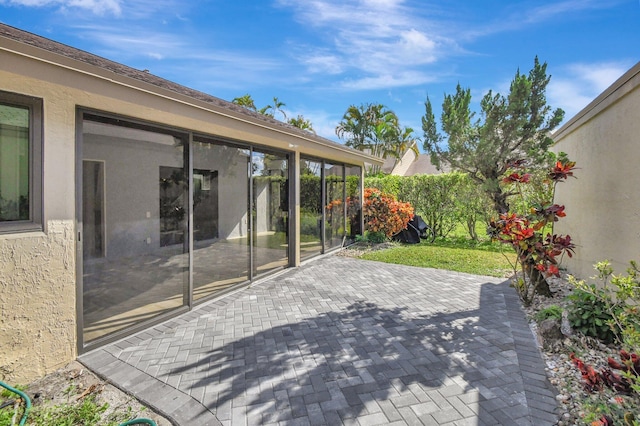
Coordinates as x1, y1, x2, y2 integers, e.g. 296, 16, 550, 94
553, 61, 640, 142
0, 24, 383, 166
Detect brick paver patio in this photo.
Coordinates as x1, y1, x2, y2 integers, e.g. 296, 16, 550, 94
80, 255, 559, 425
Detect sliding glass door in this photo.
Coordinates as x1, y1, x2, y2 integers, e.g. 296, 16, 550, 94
324, 162, 345, 250
299, 158, 323, 260
81, 114, 188, 343
191, 136, 250, 301
79, 110, 360, 348
251, 149, 289, 277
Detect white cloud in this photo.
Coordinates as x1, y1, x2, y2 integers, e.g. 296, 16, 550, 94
464, 0, 627, 39
276, 0, 455, 90
549, 61, 632, 121
306, 111, 342, 141
1, 0, 189, 17
303, 53, 344, 75
523, 0, 626, 25
2, 0, 121, 15
342, 70, 437, 90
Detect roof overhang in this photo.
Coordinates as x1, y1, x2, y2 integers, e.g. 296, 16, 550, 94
0, 24, 383, 167
553, 61, 640, 142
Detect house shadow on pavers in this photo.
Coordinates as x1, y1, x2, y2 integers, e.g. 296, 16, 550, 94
163, 278, 558, 425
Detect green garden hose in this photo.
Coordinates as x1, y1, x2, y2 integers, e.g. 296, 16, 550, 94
119, 419, 157, 426
0, 380, 31, 426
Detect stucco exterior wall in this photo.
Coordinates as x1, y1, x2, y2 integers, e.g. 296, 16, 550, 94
0, 223, 76, 384
1, 55, 77, 383
553, 63, 640, 280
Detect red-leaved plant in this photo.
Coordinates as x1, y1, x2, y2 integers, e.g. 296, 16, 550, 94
571, 350, 640, 396
488, 156, 577, 305
362, 187, 414, 239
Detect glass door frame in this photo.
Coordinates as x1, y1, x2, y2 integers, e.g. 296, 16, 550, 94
76, 109, 296, 353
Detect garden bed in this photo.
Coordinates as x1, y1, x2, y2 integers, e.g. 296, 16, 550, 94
524, 275, 638, 425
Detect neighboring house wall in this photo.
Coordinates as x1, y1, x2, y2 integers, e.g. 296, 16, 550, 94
389, 149, 418, 176
381, 152, 449, 177
553, 62, 640, 280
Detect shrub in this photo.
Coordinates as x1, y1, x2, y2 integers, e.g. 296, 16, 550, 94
534, 304, 563, 323
356, 231, 387, 244
488, 156, 576, 305
364, 173, 499, 242
568, 286, 620, 344
569, 260, 640, 351
362, 187, 413, 239
300, 211, 320, 237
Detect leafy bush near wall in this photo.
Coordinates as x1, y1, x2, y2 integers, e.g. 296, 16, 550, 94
364, 173, 492, 240
362, 188, 414, 238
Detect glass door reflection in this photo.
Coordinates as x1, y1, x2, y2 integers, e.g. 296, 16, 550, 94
251, 150, 289, 277
191, 137, 250, 301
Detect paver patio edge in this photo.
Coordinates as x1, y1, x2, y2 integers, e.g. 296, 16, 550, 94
79, 349, 222, 426
503, 283, 561, 425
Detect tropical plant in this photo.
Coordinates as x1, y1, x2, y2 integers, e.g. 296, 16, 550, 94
259, 96, 287, 120
362, 187, 413, 239
231, 94, 257, 111
422, 57, 564, 215
389, 125, 420, 168
568, 287, 620, 343
233, 95, 305, 127
336, 103, 417, 174
288, 115, 315, 133
487, 156, 576, 304
569, 260, 640, 351
534, 304, 563, 323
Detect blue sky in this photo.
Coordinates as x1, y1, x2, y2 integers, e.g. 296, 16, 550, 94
1, 0, 638, 144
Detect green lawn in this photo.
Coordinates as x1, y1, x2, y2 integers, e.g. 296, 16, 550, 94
359, 225, 517, 278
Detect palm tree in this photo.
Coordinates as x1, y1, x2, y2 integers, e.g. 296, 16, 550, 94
392, 126, 420, 167
336, 103, 408, 174
335, 103, 373, 151
259, 97, 287, 120
232, 94, 257, 111
288, 115, 315, 134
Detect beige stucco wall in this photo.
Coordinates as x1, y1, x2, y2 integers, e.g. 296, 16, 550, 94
0, 221, 76, 383
1, 52, 78, 383
0, 39, 378, 383
553, 62, 640, 280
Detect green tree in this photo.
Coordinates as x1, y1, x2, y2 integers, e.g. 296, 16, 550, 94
335, 103, 373, 152
336, 103, 417, 174
422, 57, 564, 215
288, 114, 315, 133
390, 125, 420, 168
232, 94, 257, 111
259, 96, 287, 120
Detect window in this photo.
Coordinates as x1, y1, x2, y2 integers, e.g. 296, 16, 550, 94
0, 91, 43, 233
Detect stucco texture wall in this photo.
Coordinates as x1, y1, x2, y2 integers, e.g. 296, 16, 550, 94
1, 60, 77, 383
553, 72, 640, 280
0, 221, 75, 384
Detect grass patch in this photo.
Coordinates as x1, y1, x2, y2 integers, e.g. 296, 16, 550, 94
360, 239, 515, 278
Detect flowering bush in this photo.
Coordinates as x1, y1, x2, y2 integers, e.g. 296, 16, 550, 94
362, 187, 414, 239
488, 156, 577, 305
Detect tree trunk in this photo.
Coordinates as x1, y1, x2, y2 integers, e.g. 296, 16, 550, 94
492, 190, 510, 216
530, 267, 552, 297
466, 216, 478, 241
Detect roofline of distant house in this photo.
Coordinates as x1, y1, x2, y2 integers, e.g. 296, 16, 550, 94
0, 23, 383, 165
553, 61, 640, 141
